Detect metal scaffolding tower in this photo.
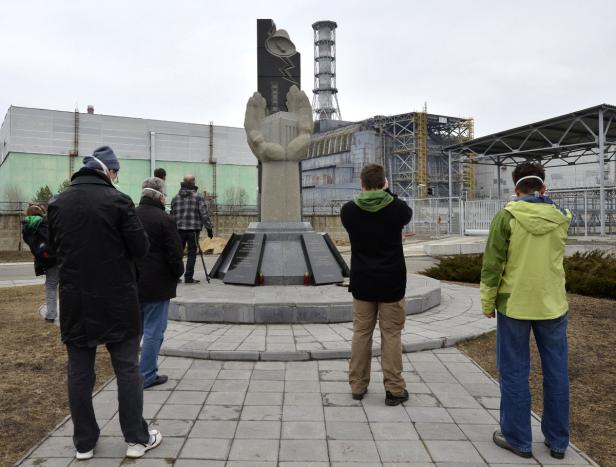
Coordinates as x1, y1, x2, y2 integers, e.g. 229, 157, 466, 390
312, 20, 341, 121
463, 118, 475, 199
373, 112, 473, 198
416, 110, 428, 198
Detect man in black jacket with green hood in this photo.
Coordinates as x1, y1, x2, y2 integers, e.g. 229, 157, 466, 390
341, 163, 413, 406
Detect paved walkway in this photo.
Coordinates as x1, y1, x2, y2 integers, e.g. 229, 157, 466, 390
161, 283, 492, 361
19, 348, 596, 466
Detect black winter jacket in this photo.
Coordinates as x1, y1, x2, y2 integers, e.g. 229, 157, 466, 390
340, 193, 412, 302
22, 216, 56, 276
136, 196, 184, 302
47, 168, 150, 347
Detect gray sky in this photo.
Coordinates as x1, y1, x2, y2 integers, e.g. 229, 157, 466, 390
1, 0, 614, 137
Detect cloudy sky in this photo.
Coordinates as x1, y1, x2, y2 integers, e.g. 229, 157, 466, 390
1, 0, 614, 136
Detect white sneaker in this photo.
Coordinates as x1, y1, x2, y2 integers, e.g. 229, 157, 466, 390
126, 429, 163, 458
75, 449, 94, 460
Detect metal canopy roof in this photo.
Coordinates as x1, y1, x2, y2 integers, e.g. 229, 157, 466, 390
444, 104, 616, 167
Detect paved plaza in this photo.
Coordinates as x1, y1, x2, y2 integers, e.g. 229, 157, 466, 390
19, 348, 596, 466
161, 283, 491, 361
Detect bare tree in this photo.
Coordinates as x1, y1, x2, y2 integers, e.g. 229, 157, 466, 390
223, 187, 248, 213
3, 184, 25, 213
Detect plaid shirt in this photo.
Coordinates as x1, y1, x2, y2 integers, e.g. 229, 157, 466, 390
170, 188, 213, 231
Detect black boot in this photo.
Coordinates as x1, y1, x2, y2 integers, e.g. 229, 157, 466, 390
492, 431, 532, 458
385, 390, 409, 406
544, 441, 565, 459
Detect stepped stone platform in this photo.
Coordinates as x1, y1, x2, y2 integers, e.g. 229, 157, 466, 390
162, 283, 494, 362
169, 274, 440, 324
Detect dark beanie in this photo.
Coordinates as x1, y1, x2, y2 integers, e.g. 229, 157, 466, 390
83, 146, 120, 172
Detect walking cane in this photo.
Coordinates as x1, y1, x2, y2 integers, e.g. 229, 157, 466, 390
194, 231, 211, 283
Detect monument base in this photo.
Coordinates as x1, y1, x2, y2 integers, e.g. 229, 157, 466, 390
210, 222, 349, 286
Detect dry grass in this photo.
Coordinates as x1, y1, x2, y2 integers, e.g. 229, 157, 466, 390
458, 293, 616, 467
0, 251, 33, 262
0, 286, 114, 466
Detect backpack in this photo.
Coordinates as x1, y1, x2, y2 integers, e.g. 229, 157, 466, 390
23, 217, 56, 273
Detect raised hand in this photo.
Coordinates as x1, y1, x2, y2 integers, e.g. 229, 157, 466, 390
286, 86, 314, 161
243, 86, 313, 162
244, 92, 285, 162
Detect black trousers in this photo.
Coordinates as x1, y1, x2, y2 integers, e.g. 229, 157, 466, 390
66, 336, 150, 452
179, 229, 200, 280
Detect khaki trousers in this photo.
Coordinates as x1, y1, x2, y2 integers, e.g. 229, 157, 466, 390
349, 298, 407, 395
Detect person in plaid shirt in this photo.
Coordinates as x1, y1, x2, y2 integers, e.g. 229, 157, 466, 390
170, 174, 213, 284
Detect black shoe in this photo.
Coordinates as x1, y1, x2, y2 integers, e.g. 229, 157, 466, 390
385, 390, 409, 406
352, 389, 367, 400
45, 318, 55, 323
544, 441, 565, 459
184, 279, 200, 284
492, 431, 532, 458
144, 375, 168, 389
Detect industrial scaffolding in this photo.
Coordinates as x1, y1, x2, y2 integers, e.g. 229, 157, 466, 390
372, 112, 474, 199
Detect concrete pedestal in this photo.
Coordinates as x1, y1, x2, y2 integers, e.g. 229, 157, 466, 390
210, 222, 348, 286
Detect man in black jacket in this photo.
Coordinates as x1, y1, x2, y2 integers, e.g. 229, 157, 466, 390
340, 163, 413, 406
136, 177, 184, 389
47, 146, 162, 460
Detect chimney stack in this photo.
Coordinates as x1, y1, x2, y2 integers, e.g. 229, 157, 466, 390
87, 105, 94, 114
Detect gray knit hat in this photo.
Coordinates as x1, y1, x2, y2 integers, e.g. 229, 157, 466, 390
83, 146, 120, 172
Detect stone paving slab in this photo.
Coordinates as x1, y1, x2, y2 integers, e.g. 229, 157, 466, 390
160, 283, 494, 361
169, 274, 441, 324
17, 348, 597, 466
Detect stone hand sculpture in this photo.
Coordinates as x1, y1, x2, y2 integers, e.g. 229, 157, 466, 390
244, 85, 313, 162
244, 85, 314, 223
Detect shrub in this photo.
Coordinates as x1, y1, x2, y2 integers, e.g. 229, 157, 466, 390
420, 250, 616, 300
421, 254, 483, 284
564, 251, 616, 300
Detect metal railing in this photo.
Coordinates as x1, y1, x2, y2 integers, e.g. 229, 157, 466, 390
401, 197, 464, 237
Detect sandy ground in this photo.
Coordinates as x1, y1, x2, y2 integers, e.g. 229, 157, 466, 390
458, 293, 616, 467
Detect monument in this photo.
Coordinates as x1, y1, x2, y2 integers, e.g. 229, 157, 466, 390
210, 20, 349, 286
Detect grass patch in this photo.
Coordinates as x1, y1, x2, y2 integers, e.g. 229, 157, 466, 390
0, 286, 114, 466
421, 250, 616, 299
458, 293, 616, 467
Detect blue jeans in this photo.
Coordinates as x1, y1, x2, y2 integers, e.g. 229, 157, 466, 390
497, 311, 569, 454
140, 300, 170, 387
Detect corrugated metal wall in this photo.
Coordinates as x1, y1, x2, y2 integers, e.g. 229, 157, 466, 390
1, 106, 255, 166
0, 106, 258, 205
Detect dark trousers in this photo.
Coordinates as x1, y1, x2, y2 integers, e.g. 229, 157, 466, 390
179, 229, 199, 280
66, 337, 150, 452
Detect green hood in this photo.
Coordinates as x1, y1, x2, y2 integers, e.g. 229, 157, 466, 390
354, 190, 394, 212
504, 200, 569, 235
23, 215, 43, 231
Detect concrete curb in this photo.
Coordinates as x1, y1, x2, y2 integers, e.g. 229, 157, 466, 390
159, 328, 493, 362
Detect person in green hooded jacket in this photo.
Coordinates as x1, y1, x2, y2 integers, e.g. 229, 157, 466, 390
480, 162, 572, 460
22, 204, 58, 322
341, 163, 413, 406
